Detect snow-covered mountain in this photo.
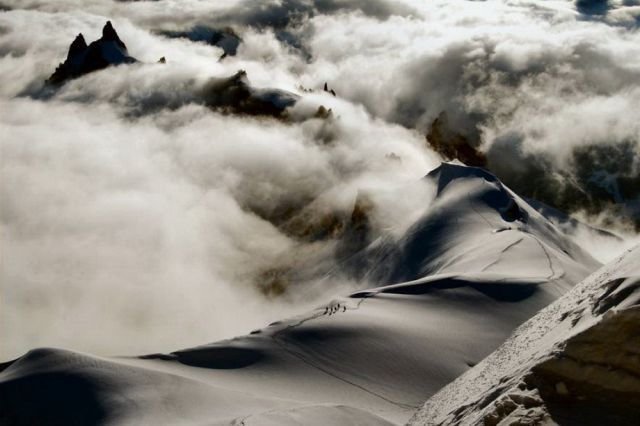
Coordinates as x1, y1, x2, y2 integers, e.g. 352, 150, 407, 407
0, 164, 602, 425
3, 2, 639, 424
343, 163, 597, 285
410, 244, 640, 426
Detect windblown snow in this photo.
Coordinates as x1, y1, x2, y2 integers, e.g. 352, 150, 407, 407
1, 1, 639, 425
1, 163, 603, 425
410, 245, 640, 426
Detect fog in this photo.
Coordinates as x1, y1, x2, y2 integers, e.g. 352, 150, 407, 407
1, 0, 639, 359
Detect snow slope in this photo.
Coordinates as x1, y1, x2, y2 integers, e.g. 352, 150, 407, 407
0, 164, 601, 425
344, 163, 596, 286
410, 245, 640, 426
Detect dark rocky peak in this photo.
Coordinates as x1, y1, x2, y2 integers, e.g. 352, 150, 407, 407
229, 69, 249, 85
426, 111, 486, 167
102, 21, 127, 50
323, 82, 336, 96
201, 70, 298, 118
67, 34, 87, 59
102, 21, 117, 40
47, 21, 137, 85
158, 25, 241, 59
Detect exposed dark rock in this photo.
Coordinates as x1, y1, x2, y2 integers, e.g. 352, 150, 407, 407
323, 81, 337, 96
47, 21, 137, 85
313, 105, 333, 119
201, 70, 299, 118
487, 140, 640, 231
67, 34, 87, 59
576, 0, 610, 15
426, 112, 486, 167
427, 113, 639, 228
158, 25, 241, 58
257, 267, 291, 297
101, 21, 124, 47
410, 246, 640, 426
334, 192, 375, 271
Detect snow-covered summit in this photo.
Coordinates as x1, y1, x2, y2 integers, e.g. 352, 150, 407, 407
0, 163, 604, 425
345, 162, 598, 287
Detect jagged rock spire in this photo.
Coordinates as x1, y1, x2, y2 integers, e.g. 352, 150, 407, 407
102, 21, 117, 40
102, 21, 126, 49
66, 34, 87, 60
47, 21, 136, 85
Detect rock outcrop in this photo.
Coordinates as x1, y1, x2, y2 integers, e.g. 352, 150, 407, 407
410, 245, 640, 426
201, 70, 299, 117
426, 112, 486, 168
47, 21, 137, 85
159, 25, 241, 59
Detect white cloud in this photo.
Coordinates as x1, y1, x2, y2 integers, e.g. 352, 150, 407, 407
1, 0, 639, 358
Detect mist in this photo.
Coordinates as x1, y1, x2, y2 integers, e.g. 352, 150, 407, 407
1, 0, 639, 359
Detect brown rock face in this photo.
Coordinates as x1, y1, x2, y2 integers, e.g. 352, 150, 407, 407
478, 306, 640, 426
426, 112, 486, 167
201, 70, 298, 118
410, 247, 640, 426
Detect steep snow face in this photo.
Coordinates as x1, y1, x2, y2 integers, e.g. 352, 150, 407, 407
410, 244, 640, 426
346, 163, 597, 286
0, 165, 601, 425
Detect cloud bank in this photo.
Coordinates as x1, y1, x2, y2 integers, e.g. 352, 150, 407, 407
1, 0, 639, 358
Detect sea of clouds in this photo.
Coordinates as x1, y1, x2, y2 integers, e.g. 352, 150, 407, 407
1, 0, 639, 359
